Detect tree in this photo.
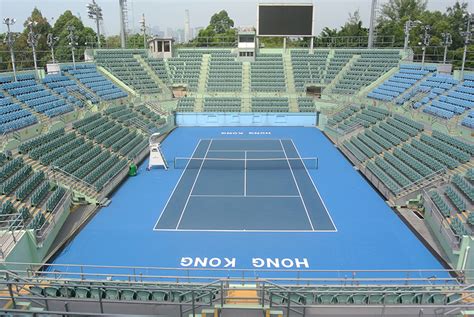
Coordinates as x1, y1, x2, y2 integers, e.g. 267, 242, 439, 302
193, 10, 236, 47
52, 10, 97, 63
377, 0, 428, 46
209, 10, 234, 34
379, 0, 427, 22
20, 8, 53, 68
446, 1, 469, 49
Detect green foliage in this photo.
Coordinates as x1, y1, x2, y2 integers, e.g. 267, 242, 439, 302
193, 10, 236, 47
52, 10, 97, 63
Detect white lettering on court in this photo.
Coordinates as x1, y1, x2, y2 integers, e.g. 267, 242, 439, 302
252, 258, 309, 268
180, 257, 236, 268
180, 257, 309, 268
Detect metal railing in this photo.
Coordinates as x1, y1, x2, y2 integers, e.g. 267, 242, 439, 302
423, 189, 462, 251
0, 263, 472, 316
34, 190, 72, 244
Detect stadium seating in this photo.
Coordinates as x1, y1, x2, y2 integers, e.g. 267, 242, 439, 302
203, 97, 242, 112
0, 74, 74, 118
333, 50, 400, 95
43, 74, 99, 105
369, 65, 473, 127
0, 91, 37, 133
167, 49, 204, 90
95, 49, 161, 94
62, 63, 128, 101
291, 50, 329, 91
206, 52, 242, 92
145, 58, 171, 84
251, 54, 286, 92
19, 126, 129, 191
297, 97, 316, 112
333, 105, 472, 195
176, 97, 196, 112
368, 64, 436, 101
251, 97, 289, 112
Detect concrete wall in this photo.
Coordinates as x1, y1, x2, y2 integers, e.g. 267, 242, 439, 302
176, 112, 317, 127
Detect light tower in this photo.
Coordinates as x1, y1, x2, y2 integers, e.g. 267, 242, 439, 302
460, 13, 474, 80
139, 13, 147, 49
441, 32, 452, 64
119, 0, 129, 48
27, 19, 40, 71
87, 0, 103, 48
67, 25, 78, 69
47, 33, 59, 63
367, 0, 377, 48
3, 17, 17, 81
184, 9, 191, 43
403, 20, 421, 51
420, 25, 431, 66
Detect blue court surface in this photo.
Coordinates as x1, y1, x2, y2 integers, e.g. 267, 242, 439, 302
155, 139, 335, 232
52, 127, 446, 277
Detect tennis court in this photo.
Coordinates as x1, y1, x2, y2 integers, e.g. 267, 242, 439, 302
154, 139, 336, 232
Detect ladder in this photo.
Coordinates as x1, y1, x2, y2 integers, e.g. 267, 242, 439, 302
147, 133, 168, 170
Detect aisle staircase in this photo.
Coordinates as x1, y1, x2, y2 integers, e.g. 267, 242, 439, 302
325, 55, 360, 93
283, 53, 296, 94
135, 55, 172, 98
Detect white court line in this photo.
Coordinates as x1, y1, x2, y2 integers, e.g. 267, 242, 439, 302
279, 139, 316, 231
209, 150, 285, 152
175, 140, 213, 230
154, 228, 337, 233
189, 194, 301, 198
289, 139, 338, 232
153, 139, 203, 231
244, 150, 247, 196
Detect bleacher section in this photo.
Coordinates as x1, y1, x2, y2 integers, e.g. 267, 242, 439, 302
368, 64, 436, 101
336, 107, 473, 196
423, 74, 473, 119
203, 97, 241, 112
167, 50, 203, 90
251, 54, 286, 92
297, 97, 316, 112
0, 156, 67, 233
0, 73, 74, 118
428, 169, 473, 237
43, 74, 99, 105
145, 58, 171, 84
95, 49, 160, 94
291, 50, 329, 91
18, 127, 129, 191
176, 97, 195, 112
368, 65, 473, 127
333, 50, 400, 95
251, 97, 289, 112
0, 90, 37, 133
206, 52, 242, 92
62, 64, 128, 101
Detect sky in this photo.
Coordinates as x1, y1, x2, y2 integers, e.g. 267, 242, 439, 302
0, 0, 470, 36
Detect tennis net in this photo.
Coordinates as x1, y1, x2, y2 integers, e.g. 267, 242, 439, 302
174, 157, 318, 170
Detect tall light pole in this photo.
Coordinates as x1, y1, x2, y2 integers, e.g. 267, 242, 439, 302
47, 33, 59, 63
460, 13, 474, 80
420, 25, 431, 66
403, 20, 421, 51
67, 25, 78, 69
368, 0, 377, 48
3, 17, 17, 81
87, 0, 103, 48
27, 19, 40, 71
139, 13, 147, 49
441, 32, 452, 64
